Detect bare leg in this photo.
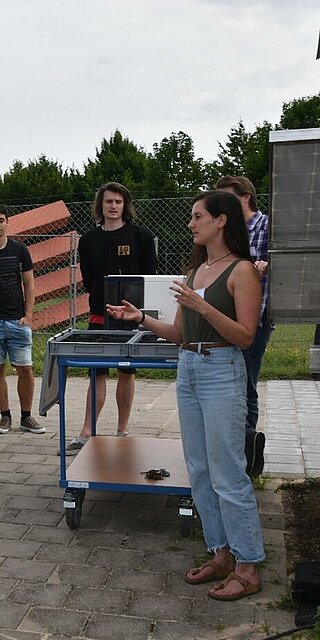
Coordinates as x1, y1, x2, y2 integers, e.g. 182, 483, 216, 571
15, 365, 34, 412
0, 364, 9, 411
80, 375, 107, 439
116, 371, 135, 433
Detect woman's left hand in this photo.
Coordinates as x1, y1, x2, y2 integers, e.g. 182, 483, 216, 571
170, 280, 204, 312
106, 300, 141, 323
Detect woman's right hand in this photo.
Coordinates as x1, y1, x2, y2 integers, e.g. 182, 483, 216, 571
106, 300, 142, 323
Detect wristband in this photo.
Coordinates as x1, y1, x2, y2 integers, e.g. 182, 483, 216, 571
139, 311, 146, 324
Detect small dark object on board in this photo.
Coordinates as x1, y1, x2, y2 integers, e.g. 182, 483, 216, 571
141, 468, 170, 480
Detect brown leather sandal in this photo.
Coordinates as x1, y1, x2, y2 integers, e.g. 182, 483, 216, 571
208, 571, 262, 601
185, 556, 234, 585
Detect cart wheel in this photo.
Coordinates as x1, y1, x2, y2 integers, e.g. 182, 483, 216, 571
181, 516, 194, 538
78, 488, 86, 505
178, 496, 195, 537
65, 491, 84, 529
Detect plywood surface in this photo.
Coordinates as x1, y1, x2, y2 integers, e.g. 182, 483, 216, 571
66, 436, 190, 489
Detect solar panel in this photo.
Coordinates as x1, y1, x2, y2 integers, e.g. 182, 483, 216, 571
268, 129, 320, 322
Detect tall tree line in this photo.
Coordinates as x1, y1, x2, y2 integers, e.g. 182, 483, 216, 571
0, 94, 319, 205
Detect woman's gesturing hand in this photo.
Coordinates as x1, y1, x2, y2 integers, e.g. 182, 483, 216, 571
170, 280, 204, 312
106, 300, 142, 323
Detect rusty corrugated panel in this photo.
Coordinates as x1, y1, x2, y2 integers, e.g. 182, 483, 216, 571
33, 294, 89, 330
28, 231, 78, 269
8, 201, 70, 236
34, 265, 82, 301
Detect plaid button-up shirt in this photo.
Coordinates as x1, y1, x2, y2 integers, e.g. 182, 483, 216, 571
246, 210, 269, 325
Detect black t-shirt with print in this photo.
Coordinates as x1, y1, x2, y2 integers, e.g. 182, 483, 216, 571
78, 222, 157, 315
0, 238, 33, 319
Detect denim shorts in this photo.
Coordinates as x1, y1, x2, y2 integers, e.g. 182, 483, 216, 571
0, 320, 33, 366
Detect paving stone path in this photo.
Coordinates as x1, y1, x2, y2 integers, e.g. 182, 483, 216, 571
0, 377, 315, 639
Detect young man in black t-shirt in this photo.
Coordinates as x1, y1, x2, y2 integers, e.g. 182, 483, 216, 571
0, 210, 45, 434
63, 182, 157, 455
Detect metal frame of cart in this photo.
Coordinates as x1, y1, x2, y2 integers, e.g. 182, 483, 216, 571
54, 343, 194, 534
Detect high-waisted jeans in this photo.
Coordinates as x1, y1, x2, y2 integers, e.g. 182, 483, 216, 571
176, 346, 265, 563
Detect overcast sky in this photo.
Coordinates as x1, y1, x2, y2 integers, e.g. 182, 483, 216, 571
1, 0, 319, 176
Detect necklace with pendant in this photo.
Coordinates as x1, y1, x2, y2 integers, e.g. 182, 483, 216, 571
204, 252, 232, 270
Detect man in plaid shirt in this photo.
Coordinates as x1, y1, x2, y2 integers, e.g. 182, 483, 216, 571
216, 176, 273, 477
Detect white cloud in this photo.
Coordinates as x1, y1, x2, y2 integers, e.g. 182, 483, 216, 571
0, 0, 319, 174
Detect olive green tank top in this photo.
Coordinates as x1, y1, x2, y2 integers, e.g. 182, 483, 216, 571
182, 259, 243, 343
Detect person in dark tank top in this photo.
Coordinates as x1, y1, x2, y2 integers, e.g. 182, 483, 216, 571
106, 190, 265, 602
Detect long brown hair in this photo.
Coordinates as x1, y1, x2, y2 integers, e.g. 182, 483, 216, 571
186, 190, 251, 271
92, 182, 136, 225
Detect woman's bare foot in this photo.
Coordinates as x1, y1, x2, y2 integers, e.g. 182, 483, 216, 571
185, 547, 234, 584
208, 562, 261, 600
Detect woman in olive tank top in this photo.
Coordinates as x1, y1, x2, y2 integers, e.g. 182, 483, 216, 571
107, 191, 265, 602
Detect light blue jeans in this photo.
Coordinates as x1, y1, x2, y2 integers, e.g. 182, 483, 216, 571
176, 346, 265, 563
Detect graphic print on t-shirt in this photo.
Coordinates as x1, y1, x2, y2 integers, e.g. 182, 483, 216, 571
0, 255, 22, 293
118, 245, 131, 256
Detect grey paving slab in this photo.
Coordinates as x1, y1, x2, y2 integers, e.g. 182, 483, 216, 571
0, 577, 17, 599
88, 547, 145, 570
0, 632, 54, 640
20, 606, 90, 636
106, 568, 165, 593
85, 613, 151, 640
9, 581, 73, 607
128, 592, 191, 620
48, 562, 108, 587
0, 540, 41, 560
0, 375, 317, 638
65, 585, 132, 614
0, 601, 28, 629
265, 463, 305, 476
0, 558, 56, 581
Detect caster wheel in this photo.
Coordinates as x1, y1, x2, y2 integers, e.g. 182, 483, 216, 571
65, 490, 85, 529
181, 516, 194, 538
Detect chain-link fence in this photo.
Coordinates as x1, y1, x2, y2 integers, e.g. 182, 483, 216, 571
6, 194, 269, 333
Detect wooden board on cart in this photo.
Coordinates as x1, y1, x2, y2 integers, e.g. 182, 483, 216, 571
66, 436, 190, 492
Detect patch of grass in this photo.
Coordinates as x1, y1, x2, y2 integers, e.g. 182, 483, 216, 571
252, 472, 271, 491
213, 619, 226, 632
259, 620, 273, 636
191, 552, 212, 568
260, 324, 314, 380
34, 296, 69, 312
312, 607, 320, 640
4, 323, 317, 380
135, 368, 176, 380
262, 544, 283, 566
166, 545, 184, 552
274, 593, 297, 612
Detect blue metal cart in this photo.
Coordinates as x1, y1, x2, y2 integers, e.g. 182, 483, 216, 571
40, 329, 194, 533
